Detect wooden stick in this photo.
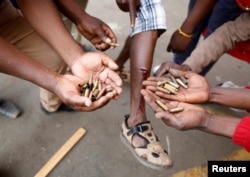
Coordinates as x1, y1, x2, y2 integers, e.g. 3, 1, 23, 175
34, 128, 86, 177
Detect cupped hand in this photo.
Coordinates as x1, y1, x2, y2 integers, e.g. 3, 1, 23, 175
70, 52, 122, 98
53, 74, 117, 111
141, 89, 209, 130
143, 69, 210, 103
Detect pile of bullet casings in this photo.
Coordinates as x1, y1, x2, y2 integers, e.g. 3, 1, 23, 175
155, 75, 188, 113
78, 75, 111, 102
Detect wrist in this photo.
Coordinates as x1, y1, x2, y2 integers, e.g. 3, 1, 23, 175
76, 12, 89, 33
209, 86, 222, 104
178, 27, 192, 38
200, 111, 211, 129
50, 73, 63, 94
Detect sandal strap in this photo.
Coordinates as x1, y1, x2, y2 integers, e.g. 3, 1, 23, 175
127, 124, 149, 136
121, 116, 173, 168
124, 115, 151, 137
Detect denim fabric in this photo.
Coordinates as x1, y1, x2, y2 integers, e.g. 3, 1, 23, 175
173, 0, 242, 75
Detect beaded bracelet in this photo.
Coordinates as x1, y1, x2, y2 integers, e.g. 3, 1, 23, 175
178, 27, 192, 38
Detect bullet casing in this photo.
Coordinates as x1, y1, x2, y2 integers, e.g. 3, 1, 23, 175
155, 100, 169, 111
157, 86, 171, 94
176, 78, 188, 89
169, 107, 184, 113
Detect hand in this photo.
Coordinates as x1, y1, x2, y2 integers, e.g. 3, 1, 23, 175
54, 74, 116, 112
70, 52, 122, 99
116, 0, 140, 27
154, 61, 191, 77
166, 29, 192, 53
143, 69, 210, 103
76, 13, 117, 51
141, 89, 209, 130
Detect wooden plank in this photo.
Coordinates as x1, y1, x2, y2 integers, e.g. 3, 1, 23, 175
34, 127, 86, 177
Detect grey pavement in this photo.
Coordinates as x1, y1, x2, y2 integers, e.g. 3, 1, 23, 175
0, 0, 249, 177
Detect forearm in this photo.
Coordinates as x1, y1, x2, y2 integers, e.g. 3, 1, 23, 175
184, 12, 250, 73
54, 0, 87, 25
209, 87, 250, 110
16, 0, 84, 67
180, 0, 217, 34
200, 113, 240, 138
0, 37, 59, 93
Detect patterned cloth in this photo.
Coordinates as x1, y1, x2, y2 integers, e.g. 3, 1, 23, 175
130, 0, 166, 37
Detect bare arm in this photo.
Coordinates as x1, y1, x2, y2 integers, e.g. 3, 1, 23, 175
0, 37, 122, 111
16, 0, 85, 67
167, 0, 217, 53
0, 36, 58, 92
210, 87, 250, 110
200, 114, 240, 138
184, 12, 250, 73
180, 0, 217, 34
54, 0, 117, 50
141, 89, 240, 138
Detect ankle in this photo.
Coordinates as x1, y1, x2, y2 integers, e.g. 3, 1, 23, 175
127, 115, 147, 127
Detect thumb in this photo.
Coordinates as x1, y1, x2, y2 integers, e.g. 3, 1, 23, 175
68, 95, 92, 108
101, 53, 118, 70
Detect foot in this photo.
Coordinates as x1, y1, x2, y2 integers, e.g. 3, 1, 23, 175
117, 67, 130, 83
0, 99, 21, 119
120, 115, 173, 170
40, 103, 75, 114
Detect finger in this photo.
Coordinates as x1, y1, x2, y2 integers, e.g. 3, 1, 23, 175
156, 64, 170, 77
145, 85, 157, 92
100, 54, 119, 71
155, 112, 182, 128
141, 90, 163, 112
104, 31, 118, 50
77, 92, 114, 112
107, 70, 123, 88
104, 76, 123, 95
66, 95, 92, 109
155, 91, 179, 101
128, 0, 137, 27
142, 80, 157, 87
92, 24, 117, 49
169, 68, 188, 78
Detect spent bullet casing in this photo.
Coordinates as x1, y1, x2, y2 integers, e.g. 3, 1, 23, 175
169, 107, 184, 113
176, 78, 188, 89
155, 100, 169, 111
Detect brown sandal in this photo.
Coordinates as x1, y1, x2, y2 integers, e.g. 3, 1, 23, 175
120, 115, 173, 170
117, 67, 130, 83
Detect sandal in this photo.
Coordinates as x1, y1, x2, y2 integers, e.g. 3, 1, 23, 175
117, 67, 130, 83
120, 115, 173, 170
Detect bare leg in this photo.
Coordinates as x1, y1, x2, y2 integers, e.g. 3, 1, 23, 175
116, 35, 132, 69
127, 30, 158, 146
120, 28, 172, 170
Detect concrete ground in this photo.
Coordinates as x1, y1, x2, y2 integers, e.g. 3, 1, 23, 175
0, 0, 250, 177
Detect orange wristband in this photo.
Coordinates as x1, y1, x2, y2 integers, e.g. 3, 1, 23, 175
178, 28, 192, 38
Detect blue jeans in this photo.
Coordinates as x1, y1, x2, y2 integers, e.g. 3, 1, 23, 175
173, 0, 242, 75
